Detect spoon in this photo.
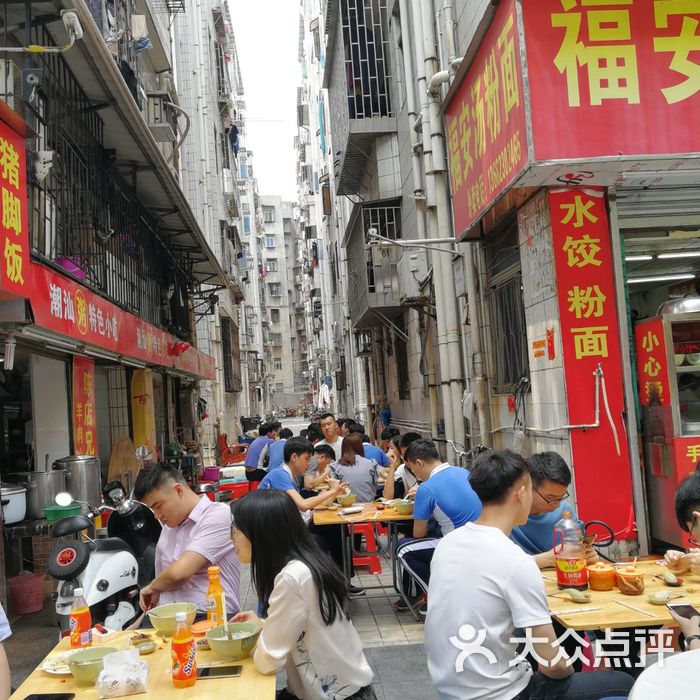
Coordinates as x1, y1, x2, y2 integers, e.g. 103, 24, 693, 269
653, 572, 683, 587
647, 591, 685, 605
547, 588, 591, 603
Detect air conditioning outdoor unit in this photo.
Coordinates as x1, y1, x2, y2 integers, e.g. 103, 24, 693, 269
398, 251, 429, 303
146, 92, 176, 142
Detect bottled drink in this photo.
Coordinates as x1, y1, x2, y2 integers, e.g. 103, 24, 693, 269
553, 510, 588, 590
171, 611, 197, 688
206, 565, 224, 625
69, 588, 92, 648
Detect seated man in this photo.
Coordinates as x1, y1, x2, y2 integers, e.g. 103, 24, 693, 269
394, 439, 482, 612
347, 422, 390, 468
266, 427, 293, 471
135, 465, 241, 618
382, 432, 422, 501
303, 443, 335, 491
244, 423, 274, 482
425, 449, 634, 700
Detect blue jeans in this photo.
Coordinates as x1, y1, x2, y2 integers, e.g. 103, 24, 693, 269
514, 670, 634, 699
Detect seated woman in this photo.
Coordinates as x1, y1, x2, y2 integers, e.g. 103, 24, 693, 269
330, 434, 382, 503
231, 490, 375, 700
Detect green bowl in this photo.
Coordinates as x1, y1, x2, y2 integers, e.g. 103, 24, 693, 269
394, 500, 414, 516
68, 646, 117, 686
206, 623, 261, 661
147, 602, 197, 636
337, 493, 357, 507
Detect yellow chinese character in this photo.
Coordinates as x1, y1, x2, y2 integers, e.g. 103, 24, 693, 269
484, 49, 501, 142
644, 356, 662, 377
448, 117, 463, 191
83, 371, 93, 398
76, 425, 84, 447
560, 194, 599, 228
85, 402, 94, 427
641, 330, 660, 353
459, 98, 474, 179
2, 188, 21, 235
75, 290, 88, 335
75, 402, 83, 422
654, 2, 700, 104
567, 284, 607, 318
471, 77, 487, 159
563, 234, 603, 267
571, 326, 609, 359
686, 444, 700, 463
0, 137, 19, 188
86, 430, 95, 456
3, 238, 23, 284
552, 0, 640, 107
645, 380, 664, 403
498, 12, 520, 117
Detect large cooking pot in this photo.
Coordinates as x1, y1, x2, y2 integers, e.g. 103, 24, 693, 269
0, 484, 27, 524
53, 455, 101, 510
7, 469, 67, 519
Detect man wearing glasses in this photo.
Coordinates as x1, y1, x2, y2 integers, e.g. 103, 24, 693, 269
511, 452, 597, 569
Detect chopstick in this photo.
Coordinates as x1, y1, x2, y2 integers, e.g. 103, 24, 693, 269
553, 606, 603, 616
612, 598, 658, 618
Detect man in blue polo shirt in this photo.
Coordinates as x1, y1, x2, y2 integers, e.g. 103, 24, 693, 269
394, 439, 482, 613
347, 422, 390, 468
264, 427, 293, 471
258, 437, 345, 523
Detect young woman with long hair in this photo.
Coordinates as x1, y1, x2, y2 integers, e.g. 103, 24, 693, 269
231, 489, 375, 700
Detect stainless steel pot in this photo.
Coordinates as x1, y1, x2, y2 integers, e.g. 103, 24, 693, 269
53, 455, 102, 509
7, 469, 67, 519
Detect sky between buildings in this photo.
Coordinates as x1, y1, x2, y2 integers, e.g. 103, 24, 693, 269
235, 0, 300, 200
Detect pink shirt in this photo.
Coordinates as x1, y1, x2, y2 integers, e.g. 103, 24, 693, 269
155, 496, 240, 614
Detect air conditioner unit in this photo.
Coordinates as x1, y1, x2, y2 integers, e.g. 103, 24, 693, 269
146, 92, 176, 142
398, 251, 429, 303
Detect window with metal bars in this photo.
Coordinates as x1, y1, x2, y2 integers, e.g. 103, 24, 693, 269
341, 0, 393, 119
362, 202, 401, 293
220, 316, 241, 392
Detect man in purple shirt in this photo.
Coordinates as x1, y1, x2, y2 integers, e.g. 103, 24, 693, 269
134, 465, 240, 616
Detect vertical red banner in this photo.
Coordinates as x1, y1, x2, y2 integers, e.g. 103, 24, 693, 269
634, 318, 670, 408
72, 356, 97, 456
0, 121, 29, 295
550, 187, 633, 535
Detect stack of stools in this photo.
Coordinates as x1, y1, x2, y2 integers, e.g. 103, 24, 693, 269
351, 523, 382, 574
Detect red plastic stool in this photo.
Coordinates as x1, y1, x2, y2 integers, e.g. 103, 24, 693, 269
248, 480, 261, 492
217, 482, 251, 501
352, 523, 382, 574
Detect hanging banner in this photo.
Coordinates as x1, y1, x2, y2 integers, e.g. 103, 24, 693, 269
72, 356, 97, 456
0, 120, 29, 296
550, 187, 634, 535
634, 318, 671, 408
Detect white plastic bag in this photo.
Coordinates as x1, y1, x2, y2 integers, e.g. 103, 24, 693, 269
96, 649, 148, 698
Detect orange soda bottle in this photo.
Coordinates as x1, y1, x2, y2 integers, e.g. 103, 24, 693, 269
206, 566, 225, 625
69, 588, 92, 648
171, 611, 197, 688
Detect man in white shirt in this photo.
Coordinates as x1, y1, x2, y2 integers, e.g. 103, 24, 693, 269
425, 449, 634, 700
317, 413, 344, 460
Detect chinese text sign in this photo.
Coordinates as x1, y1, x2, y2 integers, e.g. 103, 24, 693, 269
634, 318, 670, 408
0, 121, 28, 295
73, 356, 97, 456
445, 0, 528, 238
550, 187, 633, 534
522, 1, 700, 161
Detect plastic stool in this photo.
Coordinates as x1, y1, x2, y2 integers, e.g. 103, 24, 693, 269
248, 480, 261, 492
352, 523, 382, 574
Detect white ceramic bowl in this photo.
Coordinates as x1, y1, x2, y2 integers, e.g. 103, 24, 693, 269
675, 353, 686, 366
686, 353, 700, 365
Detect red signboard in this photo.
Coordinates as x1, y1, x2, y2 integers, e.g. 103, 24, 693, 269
550, 187, 633, 535
634, 318, 671, 408
444, 0, 528, 238
522, 1, 700, 162
72, 356, 97, 456
0, 120, 29, 296
30, 263, 216, 380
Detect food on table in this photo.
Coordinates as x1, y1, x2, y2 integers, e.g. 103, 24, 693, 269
652, 571, 684, 587
548, 587, 591, 603
337, 493, 357, 507
588, 562, 615, 591
617, 566, 645, 595
41, 654, 72, 675
647, 591, 684, 605
129, 632, 151, 644
667, 554, 690, 574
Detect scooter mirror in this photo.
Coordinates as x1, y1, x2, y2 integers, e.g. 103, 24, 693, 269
135, 445, 151, 461
55, 492, 73, 506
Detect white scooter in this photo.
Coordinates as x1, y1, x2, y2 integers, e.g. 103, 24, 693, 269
47, 482, 161, 633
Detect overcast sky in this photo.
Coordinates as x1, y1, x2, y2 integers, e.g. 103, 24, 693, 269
234, 1, 299, 200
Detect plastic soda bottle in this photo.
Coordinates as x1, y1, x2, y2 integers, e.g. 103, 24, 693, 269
69, 588, 92, 648
171, 611, 197, 688
553, 510, 589, 590
206, 566, 224, 625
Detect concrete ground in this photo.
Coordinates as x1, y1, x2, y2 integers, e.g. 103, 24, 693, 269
5, 560, 436, 699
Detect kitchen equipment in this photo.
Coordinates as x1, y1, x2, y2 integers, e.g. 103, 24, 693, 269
43, 503, 82, 522
7, 469, 67, 519
53, 456, 101, 510
0, 483, 27, 524
658, 297, 700, 315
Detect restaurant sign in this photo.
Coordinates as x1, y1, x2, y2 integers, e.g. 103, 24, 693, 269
72, 356, 97, 456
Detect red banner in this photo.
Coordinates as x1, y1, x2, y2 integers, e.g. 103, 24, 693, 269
0, 120, 29, 296
72, 356, 97, 456
550, 187, 633, 535
522, 1, 700, 161
634, 318, 671, 408
444, 0, 528, 238
30, 263, 216, 380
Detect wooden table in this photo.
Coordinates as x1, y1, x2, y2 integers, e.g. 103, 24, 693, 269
313, 502, 415, 615
10, 631, 276, 700
543, 559, 700, 630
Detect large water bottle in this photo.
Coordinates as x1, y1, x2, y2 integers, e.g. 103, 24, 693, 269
553, 510, 588, 590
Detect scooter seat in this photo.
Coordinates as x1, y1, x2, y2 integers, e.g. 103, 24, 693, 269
90, 537, 134, 555
51, 515, 93, 538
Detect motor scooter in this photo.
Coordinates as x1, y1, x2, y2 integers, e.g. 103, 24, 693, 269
47, 481, 161, 632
